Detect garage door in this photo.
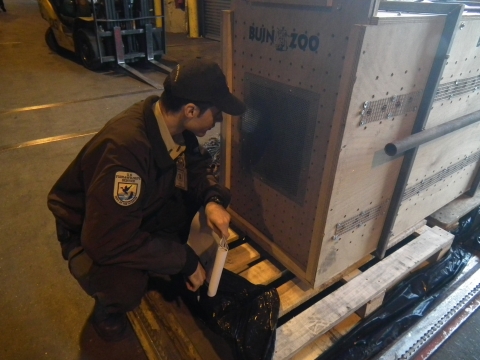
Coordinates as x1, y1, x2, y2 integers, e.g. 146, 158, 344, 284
202, 0, 232, 41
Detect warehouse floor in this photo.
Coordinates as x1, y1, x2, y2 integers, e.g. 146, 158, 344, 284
1, 1, 480, 359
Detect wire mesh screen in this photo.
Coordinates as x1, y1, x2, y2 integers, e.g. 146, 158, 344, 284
239, 73, 318, 204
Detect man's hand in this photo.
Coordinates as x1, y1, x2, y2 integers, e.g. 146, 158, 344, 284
186, 261, 206, 292
205, 202, 231, 239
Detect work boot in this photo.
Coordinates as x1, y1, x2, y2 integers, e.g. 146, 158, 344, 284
91, 302, 131, 342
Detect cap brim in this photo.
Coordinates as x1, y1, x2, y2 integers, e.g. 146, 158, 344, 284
215, 93, 247, 116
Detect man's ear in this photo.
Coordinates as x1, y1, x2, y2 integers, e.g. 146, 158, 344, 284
184, 103, 197, 118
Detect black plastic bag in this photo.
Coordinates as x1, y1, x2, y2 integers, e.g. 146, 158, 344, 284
184, 269, 280, 360
452, 206, 480, 250
317, 245, 471, 360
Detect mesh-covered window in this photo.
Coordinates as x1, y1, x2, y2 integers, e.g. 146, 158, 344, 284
241, 73, 319, 204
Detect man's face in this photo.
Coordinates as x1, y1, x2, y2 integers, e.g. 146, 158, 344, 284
184, 106, 223, 137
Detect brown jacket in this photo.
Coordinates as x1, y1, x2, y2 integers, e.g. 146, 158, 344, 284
47, 96, 230, 275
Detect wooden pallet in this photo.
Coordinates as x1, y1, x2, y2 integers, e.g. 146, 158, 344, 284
128, 223, 454, 360
427, 191, 480, 232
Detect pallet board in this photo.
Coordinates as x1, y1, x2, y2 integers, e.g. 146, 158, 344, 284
273, 226, 454, 359
129, 224, 453, 360
427, 190, 480, 231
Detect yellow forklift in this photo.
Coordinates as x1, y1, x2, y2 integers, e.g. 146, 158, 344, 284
37, 0, 171, 88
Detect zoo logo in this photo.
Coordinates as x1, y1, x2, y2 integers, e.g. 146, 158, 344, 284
248, 26, 320, 53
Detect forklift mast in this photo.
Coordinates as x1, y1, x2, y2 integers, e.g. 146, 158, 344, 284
92, 0, 170, 88
38, 0, 170, 88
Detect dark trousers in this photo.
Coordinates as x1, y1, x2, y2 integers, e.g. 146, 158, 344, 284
69, 248, 149, 314
58, 199, 200, 314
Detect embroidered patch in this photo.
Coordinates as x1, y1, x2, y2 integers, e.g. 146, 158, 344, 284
113, 171, 142, 206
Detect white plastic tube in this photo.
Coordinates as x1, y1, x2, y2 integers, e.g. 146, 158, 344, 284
207, 236, 228, 297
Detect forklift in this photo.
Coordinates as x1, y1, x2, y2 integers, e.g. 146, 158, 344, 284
37, 0, 172, 88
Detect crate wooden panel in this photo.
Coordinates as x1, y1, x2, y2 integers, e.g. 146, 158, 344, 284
426, 14, 480, 129
228, 0, 380, 282
314, 15, 446, 287
392, 124, 480, 238
391, 14, 480, 241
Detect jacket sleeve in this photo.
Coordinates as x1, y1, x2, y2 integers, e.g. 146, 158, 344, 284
183, 131, 231, 207
80, 142, 197, 275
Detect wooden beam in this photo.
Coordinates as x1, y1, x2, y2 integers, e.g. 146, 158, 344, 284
239, 259, 285, 285
224, 243, 260, 273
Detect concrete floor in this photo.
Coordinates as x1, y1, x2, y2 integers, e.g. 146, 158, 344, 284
0, 1, 220, 359
2, 1, 480, 360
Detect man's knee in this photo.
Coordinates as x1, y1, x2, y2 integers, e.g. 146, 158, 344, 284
70, 257, 148, 312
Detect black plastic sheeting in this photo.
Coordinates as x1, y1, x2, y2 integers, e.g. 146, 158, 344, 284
183, 269, 280, 360
317, 206, 480, 360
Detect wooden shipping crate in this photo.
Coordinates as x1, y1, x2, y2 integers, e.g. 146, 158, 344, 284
222, 1, 480, 289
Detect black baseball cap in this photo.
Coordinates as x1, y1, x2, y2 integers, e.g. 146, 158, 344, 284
164, 59, 246, 116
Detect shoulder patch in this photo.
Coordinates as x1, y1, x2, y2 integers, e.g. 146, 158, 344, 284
114, 171, 142, 206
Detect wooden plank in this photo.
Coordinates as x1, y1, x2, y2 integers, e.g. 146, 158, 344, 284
224, 243, 260, 273
292, 313, 361, 360
342, 268, 362, 283
128, 294, 203, 360
428, 191, 480, 231
226, 227, 239, 243
342, 265, 385, 318
387, 219, 427, 249
278, 254, 373, 317
239, 259, 285, 285
128, 308, 170, 360
220, 10, 234, 189
273, 226, 454, 359
356, 291, 385, 318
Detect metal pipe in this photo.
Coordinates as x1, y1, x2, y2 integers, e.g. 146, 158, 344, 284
385, 110, 480, 156
375, 2, 464, 259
